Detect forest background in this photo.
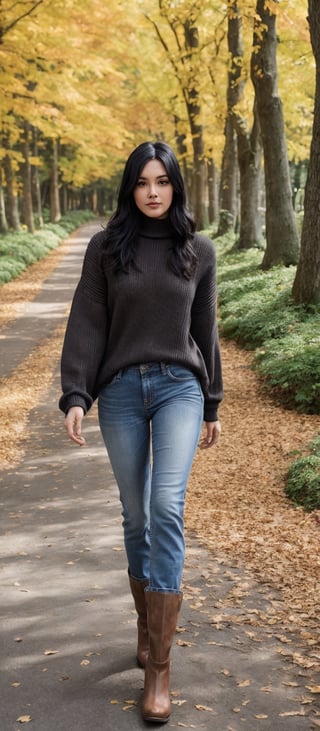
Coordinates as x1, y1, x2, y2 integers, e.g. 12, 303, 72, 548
0, 0, 319, 509
0, 0, 313, 236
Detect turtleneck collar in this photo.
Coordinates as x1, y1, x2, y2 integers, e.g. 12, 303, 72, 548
137, 214, 174, 239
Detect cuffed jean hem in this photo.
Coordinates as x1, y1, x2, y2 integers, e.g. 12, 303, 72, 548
145, 587, 183, 595
128, 569, 149, 584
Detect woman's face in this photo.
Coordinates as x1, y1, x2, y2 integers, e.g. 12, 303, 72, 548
133, 159, 174, 219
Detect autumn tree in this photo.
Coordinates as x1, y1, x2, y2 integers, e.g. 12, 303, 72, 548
251, 0, 299, 268
227, 0, 262, 249
145, 0, 206, 226
292, 1, 320, 305
0, 1, 45, 229
0, 0, 315, 233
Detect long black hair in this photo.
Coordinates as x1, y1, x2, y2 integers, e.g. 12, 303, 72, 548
102, 141, 197, 279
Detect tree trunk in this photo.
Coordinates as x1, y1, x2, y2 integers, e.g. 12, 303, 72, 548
236, 103, 263, 249
61, 182, 68, 215
227, 1, 263, 249
0, 167, 8, 233
251, 0, 299, 268
32, 127, 44, 229
217, 115, 238, 235
21, 121, 35, 233
292, 1, 320, 304
174, 113, 191, 202
50, 138, 61, 222
96, 184, 106, 216
184, 18, 205, 229
207, 156, 219, 224
3, 150, 20, 230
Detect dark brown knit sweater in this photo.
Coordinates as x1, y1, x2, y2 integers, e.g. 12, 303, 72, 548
59, 216, 223, 421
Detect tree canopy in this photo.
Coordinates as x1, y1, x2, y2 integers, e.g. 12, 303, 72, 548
0, 0, 313, 187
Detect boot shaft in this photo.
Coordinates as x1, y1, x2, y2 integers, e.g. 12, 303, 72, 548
129, 575, 149, 620
145, 591, 182, 663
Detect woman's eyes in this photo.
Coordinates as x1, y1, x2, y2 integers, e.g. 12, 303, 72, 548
136, 179, 170, 187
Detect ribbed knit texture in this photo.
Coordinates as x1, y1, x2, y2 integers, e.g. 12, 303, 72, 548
59, 216, 223, 421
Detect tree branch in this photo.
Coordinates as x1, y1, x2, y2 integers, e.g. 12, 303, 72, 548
1, 1, 44, 40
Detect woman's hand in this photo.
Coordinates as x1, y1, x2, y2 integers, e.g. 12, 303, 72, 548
199, 420, 221, 449
64, 406, 86, 446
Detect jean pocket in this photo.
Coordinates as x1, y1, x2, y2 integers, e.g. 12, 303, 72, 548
165, 364, 196, 382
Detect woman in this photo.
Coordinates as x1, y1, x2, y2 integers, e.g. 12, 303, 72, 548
59, 141, 223, 723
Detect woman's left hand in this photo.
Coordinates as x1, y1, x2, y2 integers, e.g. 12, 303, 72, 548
199, 420, 221, 449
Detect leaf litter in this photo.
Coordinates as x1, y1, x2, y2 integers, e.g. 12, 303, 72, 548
186, 339, 320, 647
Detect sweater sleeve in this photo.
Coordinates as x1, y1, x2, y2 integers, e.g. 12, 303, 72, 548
59, 233, 108, 415
191, 238, 223, 422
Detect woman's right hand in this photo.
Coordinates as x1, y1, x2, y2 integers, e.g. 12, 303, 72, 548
64, 406, 86, 446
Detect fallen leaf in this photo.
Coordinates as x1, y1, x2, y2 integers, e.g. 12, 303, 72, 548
255, 714, 268, 719
194, 704, 214, 712
237, 679, 251, 687
43, 650, 59, 656
80, 659, 90, 666
12, 682, 21, 687
172, 700, 187, 706
306, 685, 320, 693
283, 681, 299, 687
176, 639, 193, 647
16, 717, 32, 724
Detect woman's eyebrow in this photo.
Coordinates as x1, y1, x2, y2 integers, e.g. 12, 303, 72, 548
137, 174, 169, 180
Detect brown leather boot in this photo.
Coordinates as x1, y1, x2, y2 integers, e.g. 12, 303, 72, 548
142, 591, 182, 723
129, 575, 149, 668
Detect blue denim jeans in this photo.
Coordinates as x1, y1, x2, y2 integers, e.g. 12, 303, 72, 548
98, 362, 204, 593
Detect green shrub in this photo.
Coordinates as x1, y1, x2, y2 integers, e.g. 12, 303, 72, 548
212, 235, 320, 415
0, 210, 95, 285
254, 323, 320, 413
285, 454, 320, 511
0, 256, 26, 283
43, 223, 70, 237
218, 271, 305, 348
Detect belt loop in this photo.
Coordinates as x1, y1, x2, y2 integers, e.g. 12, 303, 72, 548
160, 362, 167, 374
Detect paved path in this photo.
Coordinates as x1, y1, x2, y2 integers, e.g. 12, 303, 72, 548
1, 221, 319, 730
